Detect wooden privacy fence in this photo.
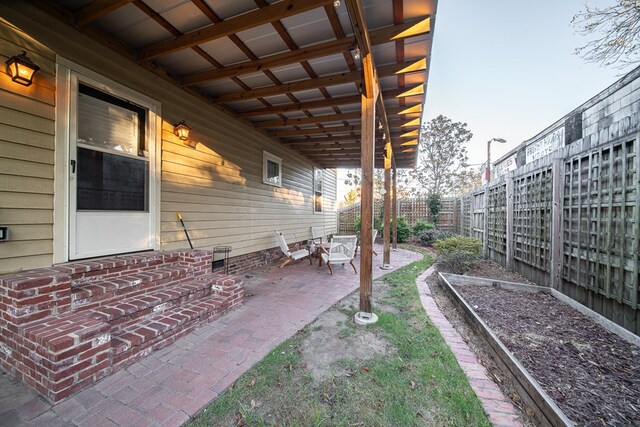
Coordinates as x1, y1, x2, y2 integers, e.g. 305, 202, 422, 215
337, 197, 457, 235
456, 135, 640, 335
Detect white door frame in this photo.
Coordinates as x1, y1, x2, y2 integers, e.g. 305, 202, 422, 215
53, 57, 162, 263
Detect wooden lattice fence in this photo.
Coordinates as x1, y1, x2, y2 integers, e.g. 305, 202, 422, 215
337, 197, 457, 235
561, 137, 639, 317
453, 135, 640, 334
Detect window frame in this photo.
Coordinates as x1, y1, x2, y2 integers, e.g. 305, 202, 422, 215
313, 167, 323, 213
263, 150, 282, 187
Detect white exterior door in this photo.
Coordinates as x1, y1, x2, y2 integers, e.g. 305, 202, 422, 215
67, 71, 158, 260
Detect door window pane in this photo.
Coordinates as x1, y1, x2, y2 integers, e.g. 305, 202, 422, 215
77, 84, 146, 156
77, 147, 148, 211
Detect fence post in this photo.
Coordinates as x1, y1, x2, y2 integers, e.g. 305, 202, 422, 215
483, 187, 489, 257
505, 175, 514, 271
550, 157, 564, 290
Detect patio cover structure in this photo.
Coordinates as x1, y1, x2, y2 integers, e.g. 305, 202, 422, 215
26, 0, 436, 314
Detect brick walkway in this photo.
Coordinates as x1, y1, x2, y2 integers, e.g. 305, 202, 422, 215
0, 246, 420, 427
416, 266, 524, 427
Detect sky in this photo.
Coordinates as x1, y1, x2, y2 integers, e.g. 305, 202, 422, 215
424, 0, 628, 166
336, 0, 629, 203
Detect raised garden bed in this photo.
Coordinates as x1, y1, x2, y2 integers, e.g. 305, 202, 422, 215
438, 273, 640, 427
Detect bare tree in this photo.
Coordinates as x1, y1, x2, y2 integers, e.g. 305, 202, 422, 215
405, 115, 473, 196
572, 0, 640, 68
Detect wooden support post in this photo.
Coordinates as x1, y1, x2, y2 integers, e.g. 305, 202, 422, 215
550, 157, 564, 290
392, 162, 398, 249
505, 174, 514, 271
383, 141, 392, 267
358, 57, 377, 315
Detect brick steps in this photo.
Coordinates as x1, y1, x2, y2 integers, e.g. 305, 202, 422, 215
90, 273, 219, 333
110, 293, 225, 369
71, 265, 194, 310
1, 249, 245, 403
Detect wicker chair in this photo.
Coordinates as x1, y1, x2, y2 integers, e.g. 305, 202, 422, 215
274, 231, 311, 268
319, 235, 358, 275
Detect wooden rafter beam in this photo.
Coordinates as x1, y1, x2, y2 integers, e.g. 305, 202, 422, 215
180, 19, 430, 86
74, 0, 133, 26
252, 104, 420, 128
181, 38, 356, 86
272, 122, 416, 138
254, 111, 361, 128
138, 0, 334, 60
236, 87, 407, 117
213, 61, 420, 103
270, 125, 361, 137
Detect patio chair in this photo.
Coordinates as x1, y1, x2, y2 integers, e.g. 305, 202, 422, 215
354, 229, 378, 257
274, 231, 311, 268
311, 226, 327, 245
319, 235, 358, 275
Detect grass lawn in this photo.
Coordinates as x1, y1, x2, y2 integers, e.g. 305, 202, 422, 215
188, 247, 490, 426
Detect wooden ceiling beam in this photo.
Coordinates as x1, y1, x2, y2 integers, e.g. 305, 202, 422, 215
281, 130, 407, 143
74, 0, 134, 27
254, 111, 361, 128
181, 38, 356, 86
213, 61, 420, 103
252, 103, 420, 128
138, 0, 334, 60
270, 125, 362, 137
273, 122, 416, 138
180, 18, 430, 86
236, 87, 408, 117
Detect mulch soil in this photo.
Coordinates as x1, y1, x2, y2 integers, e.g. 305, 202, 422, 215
453, 284, 640, 427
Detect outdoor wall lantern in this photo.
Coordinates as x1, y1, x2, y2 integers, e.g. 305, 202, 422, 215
5, 51, 40, 86
174, 120, 191, 141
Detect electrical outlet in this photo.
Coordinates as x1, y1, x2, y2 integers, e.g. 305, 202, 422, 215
0, 227, 8, 241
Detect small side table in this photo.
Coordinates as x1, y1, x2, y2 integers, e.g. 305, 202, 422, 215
212, 245, 232, 274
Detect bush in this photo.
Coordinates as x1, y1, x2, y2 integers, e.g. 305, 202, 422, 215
427, 193, 443, 225
433, 236, 482, 274
394, 217, 411, 243
354, 215, 382, 233
412, 220, 434, 236
418, 229, 453, 246
380, 217, 410, 243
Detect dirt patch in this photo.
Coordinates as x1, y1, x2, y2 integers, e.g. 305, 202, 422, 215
465, 259, 535, 284
454, 285, 640, 426
301, 280, 396, 380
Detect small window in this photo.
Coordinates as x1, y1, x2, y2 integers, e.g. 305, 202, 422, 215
313, 167, 323, 213
263, 151, 282, 187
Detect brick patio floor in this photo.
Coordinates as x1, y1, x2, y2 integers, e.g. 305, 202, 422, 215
0, 246, 421, 427
1, 248, 524, 427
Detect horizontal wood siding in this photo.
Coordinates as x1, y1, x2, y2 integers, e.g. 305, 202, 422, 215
161, 124, 338, 255
0, 6, 338, 269
0, 19, 55, 274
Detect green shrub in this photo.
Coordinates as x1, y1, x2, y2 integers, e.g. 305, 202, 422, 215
417, 229, 454, 246
427, 193, 443, 225
433, 236, 482, 274
354, 215, 382, 234
380, 217, 410, 243
412, 220, 434, 236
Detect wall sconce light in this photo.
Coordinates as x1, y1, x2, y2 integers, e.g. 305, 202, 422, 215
352, 48, 361, 61
174, 120, 191, 141
333, 0, 340, 7
5, 51, 40, 86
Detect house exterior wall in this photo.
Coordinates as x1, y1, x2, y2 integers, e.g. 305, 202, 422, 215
0, 18, 56, 273
0, 4, 337, 275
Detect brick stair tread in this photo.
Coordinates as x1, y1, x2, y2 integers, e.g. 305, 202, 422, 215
88, 273, 222, 324
110, 293, 224, 356
71, 265, 194, 305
